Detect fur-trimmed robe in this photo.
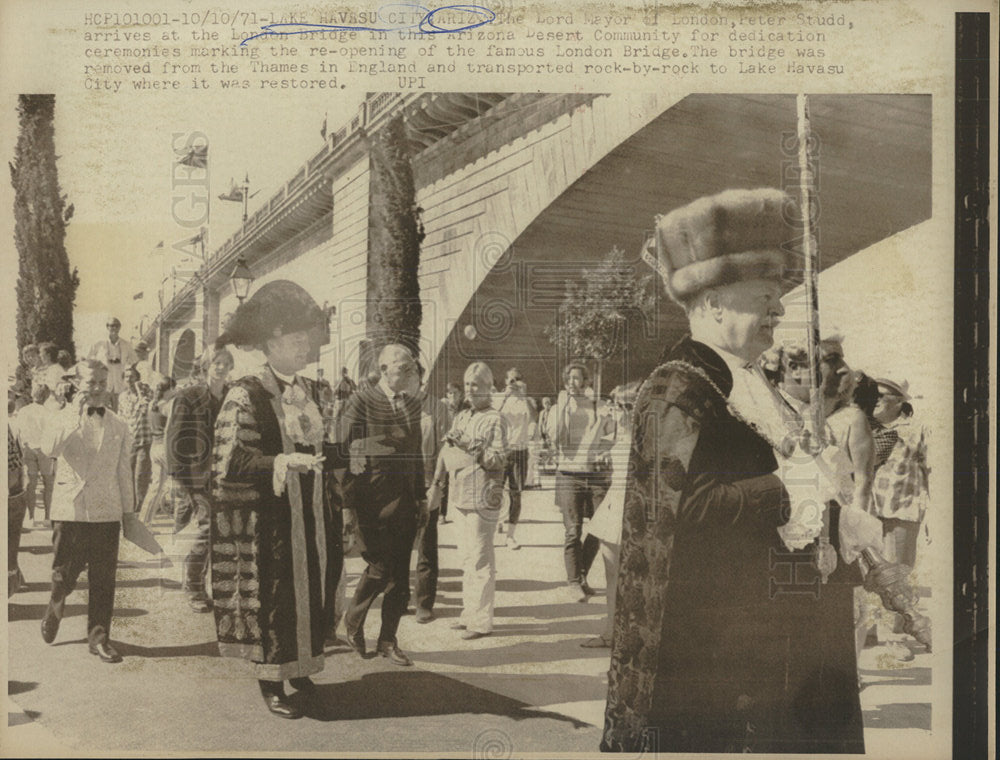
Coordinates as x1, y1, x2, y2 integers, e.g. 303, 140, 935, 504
602, 337, 863, 754
210, 366, 331, 681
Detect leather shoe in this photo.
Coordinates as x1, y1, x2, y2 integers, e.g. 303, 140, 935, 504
88, 641, 123, 663
415, 608, 434, 624
289, 676, 316, 692
580, 580, 597, 596
566, 582, 589, 603
346, 627, 367, 657
188, 597, 212, 613
41, 610, 61, 644
376, 641, 413, 666
262, 693, 302, 719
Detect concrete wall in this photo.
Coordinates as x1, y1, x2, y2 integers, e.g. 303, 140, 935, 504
414, 91, 683, 374
222, 156, 370, 382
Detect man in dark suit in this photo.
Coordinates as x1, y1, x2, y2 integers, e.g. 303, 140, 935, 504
336, 343, 428, 666
165, 347, 233, 612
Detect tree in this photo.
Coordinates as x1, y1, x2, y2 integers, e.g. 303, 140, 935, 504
11, 94, 79, 357
545, 247, 656, 405
365, 114, 424, 368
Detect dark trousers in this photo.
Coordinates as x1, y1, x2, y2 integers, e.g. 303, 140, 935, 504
555, 471, 607, 584
415, 508, 439, 612
8, 490, 28, 586
173, 486, 211, 596
881, 517, 921, 568
130, 445, 152, 510
439, 479, 449, 519
48, 521, 121, 645
503, 448, 528, 525
324, 507, 345, 637
346, 516, 417, 644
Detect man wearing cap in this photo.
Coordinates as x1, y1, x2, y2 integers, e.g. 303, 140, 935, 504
602, 189, 864, 753
88, 318, 137, 412
871, 377, 929, 570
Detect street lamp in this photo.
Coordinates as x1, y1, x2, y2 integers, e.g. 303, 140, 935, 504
230, 256, 254, 303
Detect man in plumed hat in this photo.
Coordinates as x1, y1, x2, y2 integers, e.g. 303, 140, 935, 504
211, 280, 342, 719
602, 189, 865, 753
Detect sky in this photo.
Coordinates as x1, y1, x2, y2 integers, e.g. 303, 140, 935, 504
3, 88, 366, 354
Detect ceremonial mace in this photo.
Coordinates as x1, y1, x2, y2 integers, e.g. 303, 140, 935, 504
795, 95, 931, 652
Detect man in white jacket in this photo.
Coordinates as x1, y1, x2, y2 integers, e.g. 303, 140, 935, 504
87, 316, 137, 411
39, 360, 135, 663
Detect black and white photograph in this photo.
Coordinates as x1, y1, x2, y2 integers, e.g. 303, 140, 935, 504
1, 1, 992, 757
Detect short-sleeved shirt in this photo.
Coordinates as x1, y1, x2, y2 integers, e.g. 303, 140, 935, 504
119, 385, 153, 449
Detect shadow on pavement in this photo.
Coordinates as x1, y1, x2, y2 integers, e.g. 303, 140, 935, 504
8, 681, 38, 696
8, 602, 149, 622
859, 666, 932, 687
114, 577, 183, 590
494, 603, 599, 620
862, 702, 931, 730
8, 709, 41, 727
416, 637, 611, 667
19, 544, 53, 556
489, 620, 611, 638
9, 580, 50, 594
118, 559, 174, 570
300, 670, 592, 727
438, 671, 607, 712
494, 579, 567, 593
113, 640, 221, 659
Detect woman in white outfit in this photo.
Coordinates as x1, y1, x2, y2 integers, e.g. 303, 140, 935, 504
580, 383, 638, 648
429, 362, 509, 640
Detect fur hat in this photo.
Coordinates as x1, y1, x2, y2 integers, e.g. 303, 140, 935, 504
651, 188, 800, 304
216, 280, 325, 352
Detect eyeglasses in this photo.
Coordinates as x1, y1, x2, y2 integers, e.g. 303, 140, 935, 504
509, 376, 522, 383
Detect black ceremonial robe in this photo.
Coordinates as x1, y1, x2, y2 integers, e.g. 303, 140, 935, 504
602, 337, 863, 754
210, 366, 330, 681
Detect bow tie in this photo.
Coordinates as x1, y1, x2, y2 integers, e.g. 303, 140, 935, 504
87, 406, 106, 417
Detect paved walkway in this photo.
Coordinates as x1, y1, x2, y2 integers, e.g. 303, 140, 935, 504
5, 481, 932, 755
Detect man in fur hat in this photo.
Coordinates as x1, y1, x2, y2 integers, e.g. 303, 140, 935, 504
602, 189, 865, 753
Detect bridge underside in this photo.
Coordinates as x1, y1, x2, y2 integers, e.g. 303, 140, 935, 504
430, 93, 932, 398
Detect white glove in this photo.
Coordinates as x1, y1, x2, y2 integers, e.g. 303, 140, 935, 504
273, 452, 324, 496
838, 505, 884, 564
776, 445, 843, 551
